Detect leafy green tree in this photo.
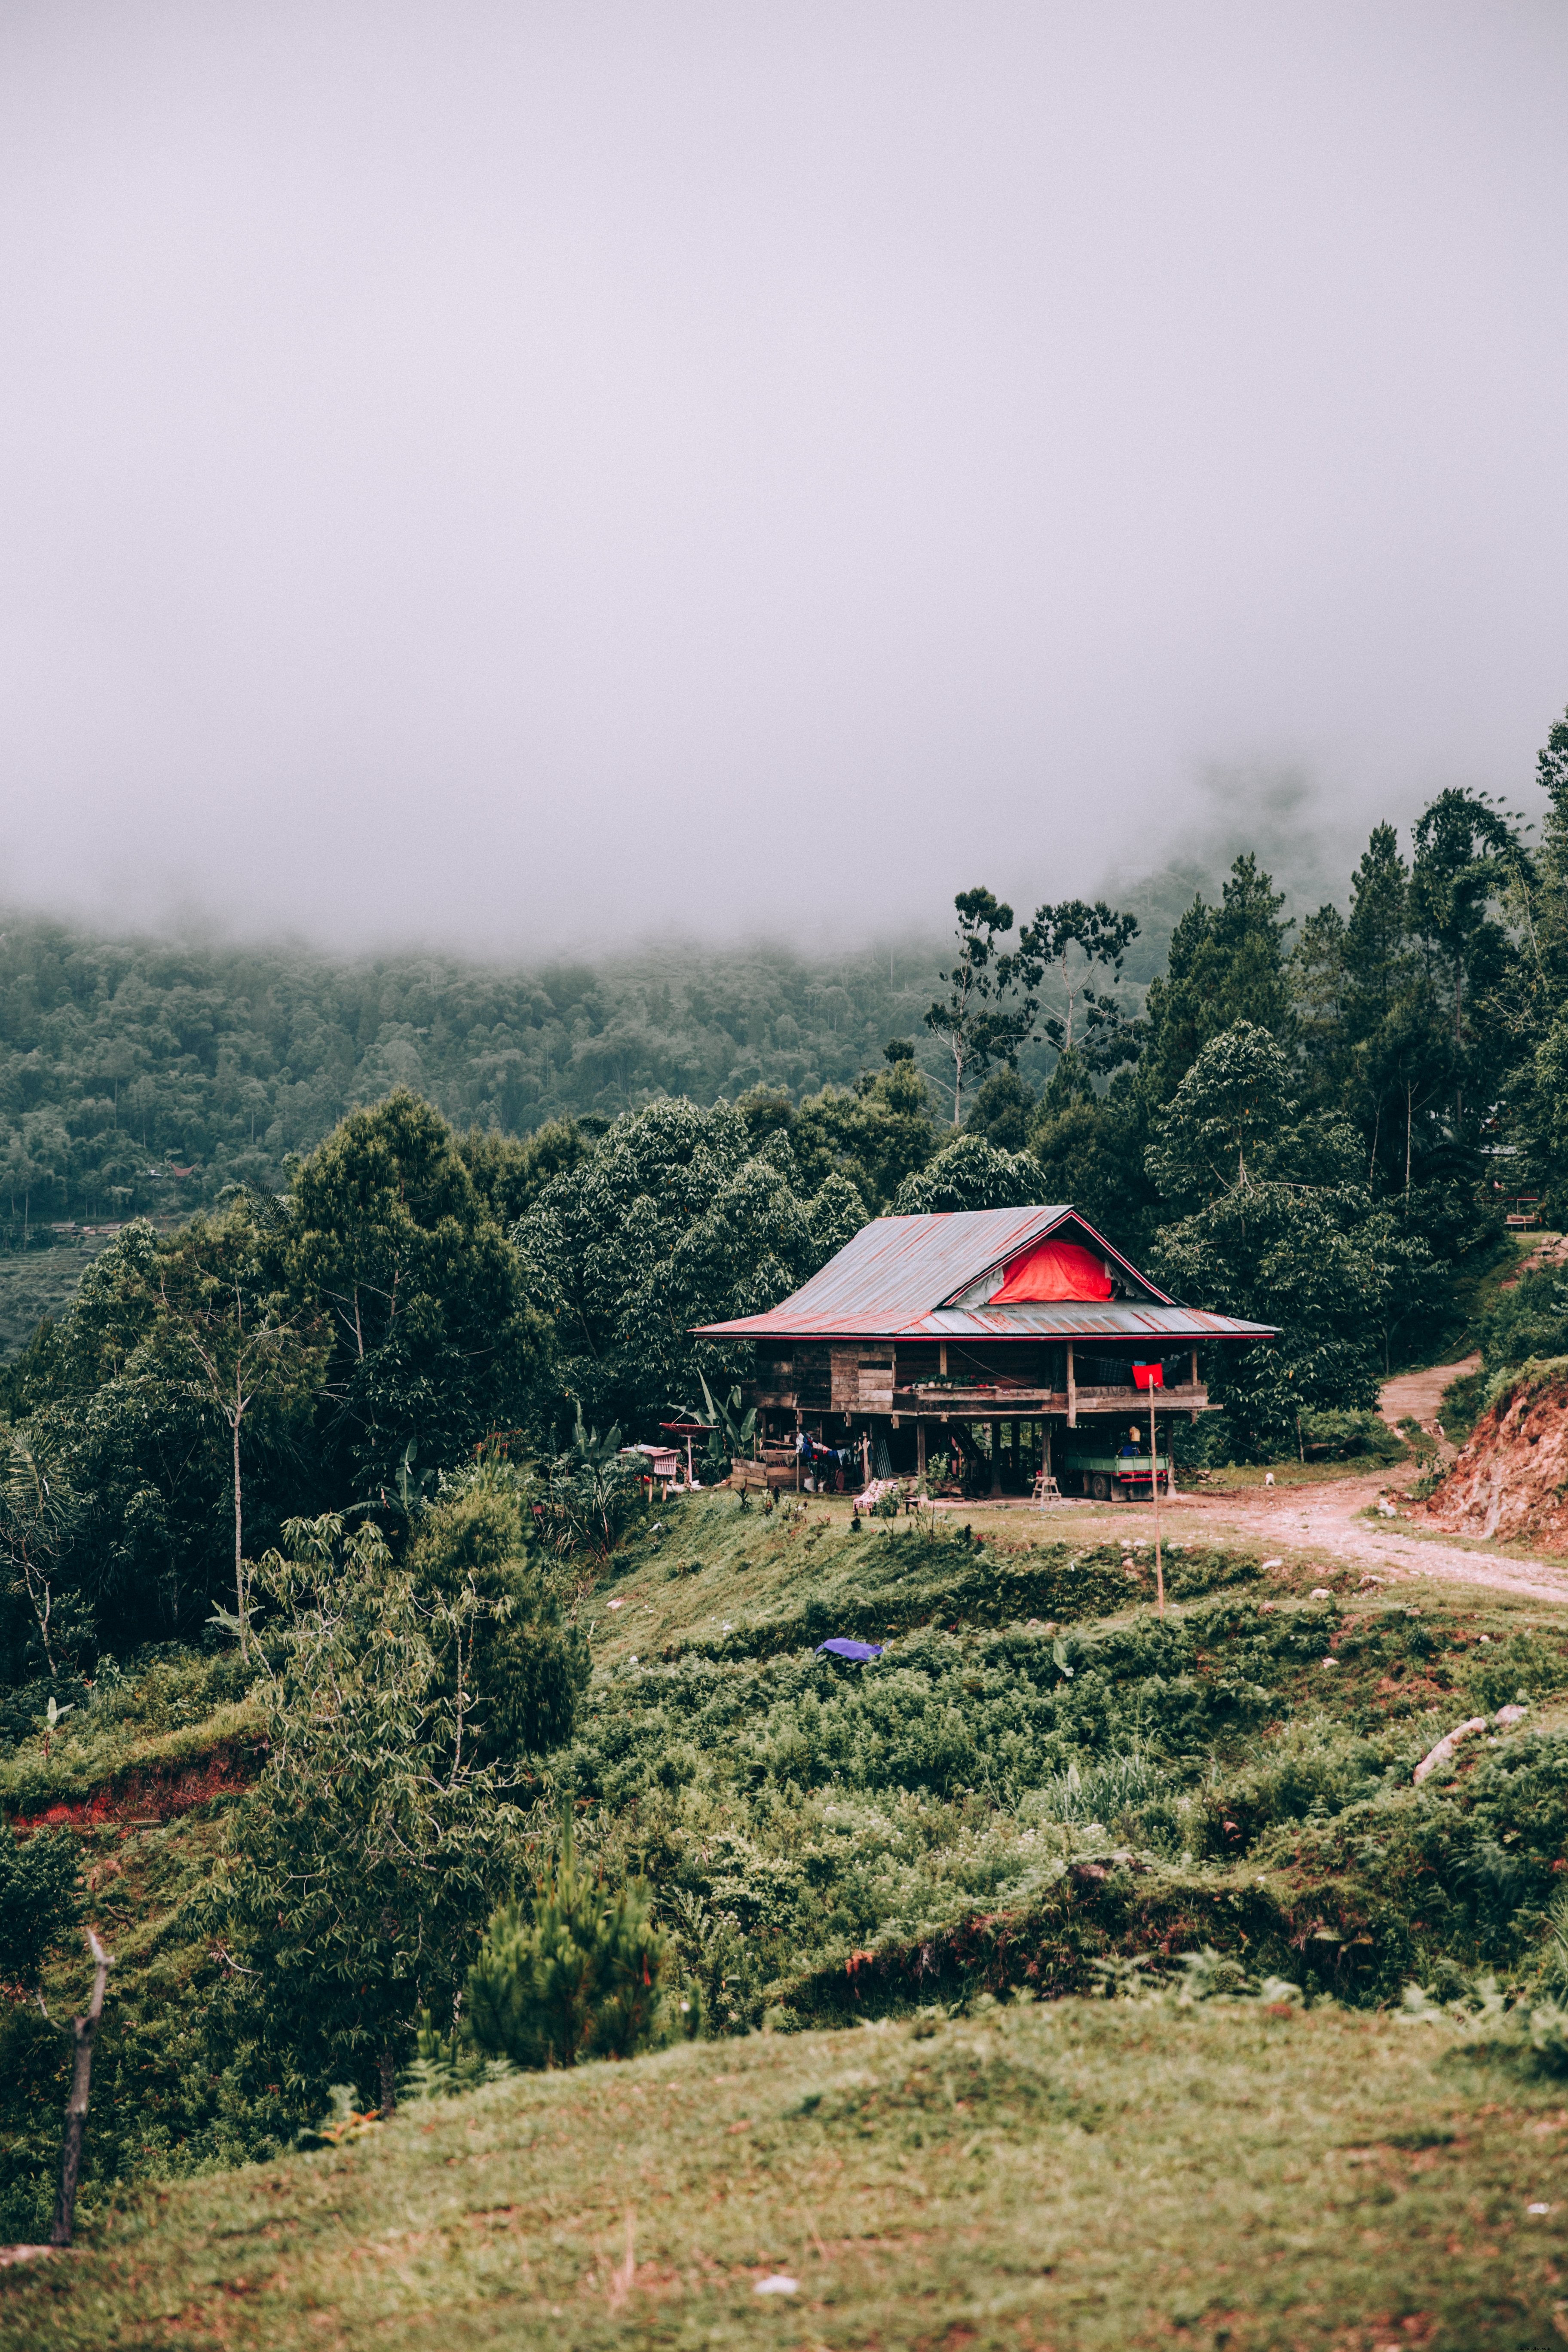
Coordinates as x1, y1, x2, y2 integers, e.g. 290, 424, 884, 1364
1027, 1066, 1160, 1250
3, 1212, 328, 1664
220, 1516, 530, 2115
466, 1822, 674, 2069
0, 1432, 78, 1678
1019, 898, 1141, 1072
1409, 788, 1519, 1129
1289, 902, 1348, 1103
1147, 1024, 1432, 1450
1324, 821, 1449, 1193
456, 1119, 588, 1226
1504, 707, 1568, 1211
891, 1132, 1040, 1214
408, 1470, 588, 1763
152, 1204, 325, 1656
511, 1099, 863, 1430
963, 1068, 1037, 1151
282, 1090, 550, 1489
7, 1231, 240, 1660
790, 1050, 941, 1212
924, 888, 1039, 1125
0, 1826, 80, 2000
1142, 855, 1294, 1104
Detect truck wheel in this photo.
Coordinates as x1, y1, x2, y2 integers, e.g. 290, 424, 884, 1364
1091, 1473, 1110, 1501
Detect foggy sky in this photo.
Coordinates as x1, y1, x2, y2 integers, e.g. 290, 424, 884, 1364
2, 2, 1565, 953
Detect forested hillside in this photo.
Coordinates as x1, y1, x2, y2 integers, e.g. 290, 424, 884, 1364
0, 706, 1563, 1672
0, 841, 1370, 1233
3, 705, 1568, 2288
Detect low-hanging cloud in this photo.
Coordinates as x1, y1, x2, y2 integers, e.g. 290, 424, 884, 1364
1, 0, 1565, 953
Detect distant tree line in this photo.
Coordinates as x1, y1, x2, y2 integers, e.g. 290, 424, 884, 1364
0, 862, 1218, 1235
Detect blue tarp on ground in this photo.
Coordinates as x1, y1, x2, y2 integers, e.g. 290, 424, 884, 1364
816, 1638, 883, 1661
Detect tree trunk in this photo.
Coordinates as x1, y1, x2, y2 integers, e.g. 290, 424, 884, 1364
232, 1408, 246, 1660
51, 1935, 113, 2248
379, 2043, 397, 2118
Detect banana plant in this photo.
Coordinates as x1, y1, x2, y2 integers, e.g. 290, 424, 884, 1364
696, 1373, 757, 1460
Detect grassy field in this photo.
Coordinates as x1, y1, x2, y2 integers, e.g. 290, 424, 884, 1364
4, 1996, 1567, 2352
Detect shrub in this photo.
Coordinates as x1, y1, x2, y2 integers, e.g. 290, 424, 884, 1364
222, 1516, 530, 2109
466, 1824, 675, 2068
0, 1826, 80, 1991
409, 1482, 589, 1763
1481, 1265, 1568, 1375
1297, 1408, 1405, 1463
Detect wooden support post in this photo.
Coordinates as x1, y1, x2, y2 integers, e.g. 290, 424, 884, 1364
1190, 1344, 1200, 1425
51, 1930, 113, 2248
989, 1419, 1002, 1497
916, 1419, 926, 1480
1066, 1344, 1077, 1428
1149, 1389, 1164, 1620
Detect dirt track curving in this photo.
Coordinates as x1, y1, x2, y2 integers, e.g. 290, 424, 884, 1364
1378, 1353, 1478, 1442
1170, 1470, 1568, 1606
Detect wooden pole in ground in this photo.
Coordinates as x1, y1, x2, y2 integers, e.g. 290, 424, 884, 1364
51, 1930, 114, 2248
1149, 1386, 1164, 1618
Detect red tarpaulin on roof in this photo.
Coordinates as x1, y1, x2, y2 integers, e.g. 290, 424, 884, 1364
990, 1238, 1112, 1303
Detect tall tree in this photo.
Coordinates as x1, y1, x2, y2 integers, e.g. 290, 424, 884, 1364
282, 1090, 548, 1491
511, 1098, 864, 1431
1147, 1022, 1433, 1448
924, 888, 1039, 1125
1503, 705, 1568, 1213
1142, 855, 1293, 1103
220, 1516, 531, 2114
1408, 787, 1518, 1129
153, 1205, 323, 1657
1019, 898, 1141, 1071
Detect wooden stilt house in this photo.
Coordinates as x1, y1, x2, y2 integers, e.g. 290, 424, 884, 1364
693, 1205, 1276, 1498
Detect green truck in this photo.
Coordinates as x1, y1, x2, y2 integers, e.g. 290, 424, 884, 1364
1056, 1436, 1170, 1501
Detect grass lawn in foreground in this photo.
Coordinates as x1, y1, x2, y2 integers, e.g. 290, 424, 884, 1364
4, 1998, 1565, 2352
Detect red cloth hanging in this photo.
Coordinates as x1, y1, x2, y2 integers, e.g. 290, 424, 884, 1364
990, 1238, 1113, 1303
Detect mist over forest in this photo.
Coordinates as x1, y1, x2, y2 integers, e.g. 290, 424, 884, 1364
0, 760, 1462, 1237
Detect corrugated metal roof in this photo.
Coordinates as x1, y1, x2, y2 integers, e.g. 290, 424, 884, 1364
693, 1206, 1278, 1341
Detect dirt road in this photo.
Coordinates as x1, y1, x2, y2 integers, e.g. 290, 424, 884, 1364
1170, 1470, 1568, 1605
1378, 1353, 1478, 1441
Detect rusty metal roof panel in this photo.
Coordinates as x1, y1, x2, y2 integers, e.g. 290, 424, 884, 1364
924, 1304, 1277, 1340
694, 1207, 1069, 1338
693, 1207, 1277, 1341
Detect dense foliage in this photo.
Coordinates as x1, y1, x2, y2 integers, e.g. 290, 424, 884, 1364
216, 1513, 549, 2113
466, 1825, 675, 2070
2, 701, 1568, 2238
3, 1498, 1565, 2246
